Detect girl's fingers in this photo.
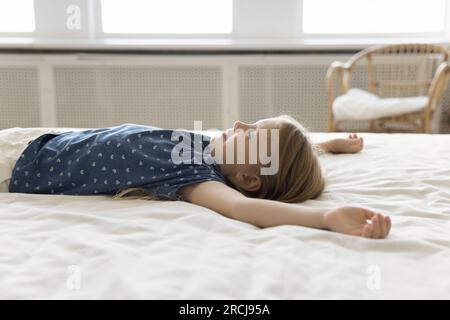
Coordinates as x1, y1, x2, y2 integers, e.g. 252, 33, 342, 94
385, 216, 391, 235
362, 224, 373, 238
362, 211, 391, 239
376, 215, 384, 238
363, 208, 376, 220
371, 216, 381, 238
378, 214, 387, 238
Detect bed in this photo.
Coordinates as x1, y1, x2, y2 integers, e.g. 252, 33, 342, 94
0, 127, 449, 299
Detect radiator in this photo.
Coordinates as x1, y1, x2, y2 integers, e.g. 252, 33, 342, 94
0, 53, 448, 132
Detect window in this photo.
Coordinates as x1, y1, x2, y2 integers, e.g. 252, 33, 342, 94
0, 0, 35, 32
302, 0, 446, 35
0, 0, 448, 48
100, 0, 233, 34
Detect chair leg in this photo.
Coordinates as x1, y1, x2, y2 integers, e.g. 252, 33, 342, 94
423, 108, 433, 133
422, 120, 429, 133
327, 112, 335, 132
328, 121, 336, 132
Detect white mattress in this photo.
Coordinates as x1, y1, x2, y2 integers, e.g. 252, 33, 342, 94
0, 128, 449, 299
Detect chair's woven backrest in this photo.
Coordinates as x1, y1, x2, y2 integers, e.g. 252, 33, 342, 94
349, 44, 449, 98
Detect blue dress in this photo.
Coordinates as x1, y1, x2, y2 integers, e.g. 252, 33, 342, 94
8, 123, 228, 200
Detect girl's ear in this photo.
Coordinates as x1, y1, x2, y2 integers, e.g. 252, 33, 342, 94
238, 173, 261, 192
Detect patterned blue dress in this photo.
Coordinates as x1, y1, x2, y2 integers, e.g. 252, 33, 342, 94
8, 123, 228, 200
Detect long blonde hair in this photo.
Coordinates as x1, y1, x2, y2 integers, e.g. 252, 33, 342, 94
113, 114, 325, 203
112, 187, 165, 201
232, 114, 325, 203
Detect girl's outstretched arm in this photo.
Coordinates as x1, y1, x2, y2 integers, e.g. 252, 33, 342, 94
180, 181, 391, 239
315, 133, 364, 154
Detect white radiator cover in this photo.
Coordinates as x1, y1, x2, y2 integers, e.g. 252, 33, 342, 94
0, 53, 448, 132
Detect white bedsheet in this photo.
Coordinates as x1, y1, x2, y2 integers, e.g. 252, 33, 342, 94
0, 128, 449, 299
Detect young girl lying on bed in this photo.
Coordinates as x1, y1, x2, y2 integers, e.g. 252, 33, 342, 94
4, 115, 390, 239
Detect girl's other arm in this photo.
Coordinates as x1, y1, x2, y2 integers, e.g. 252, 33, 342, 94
315, 133, 364, 154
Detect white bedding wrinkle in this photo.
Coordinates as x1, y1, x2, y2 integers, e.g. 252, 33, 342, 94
0, 128, 449, 299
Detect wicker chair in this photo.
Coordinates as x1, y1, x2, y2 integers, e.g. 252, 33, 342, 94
326, 44, 450, 133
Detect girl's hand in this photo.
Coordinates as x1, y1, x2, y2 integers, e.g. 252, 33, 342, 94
323, 206, 391, 238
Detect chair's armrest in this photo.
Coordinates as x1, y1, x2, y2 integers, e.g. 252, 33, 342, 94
326, 61, 351, 105
427, 61, 450, 111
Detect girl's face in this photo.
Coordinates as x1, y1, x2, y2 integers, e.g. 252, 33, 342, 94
210, 118, 279, 167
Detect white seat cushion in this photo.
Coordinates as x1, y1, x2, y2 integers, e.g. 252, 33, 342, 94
332, 88, 429, 121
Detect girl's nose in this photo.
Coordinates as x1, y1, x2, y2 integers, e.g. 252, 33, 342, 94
233, 121, 242, 131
